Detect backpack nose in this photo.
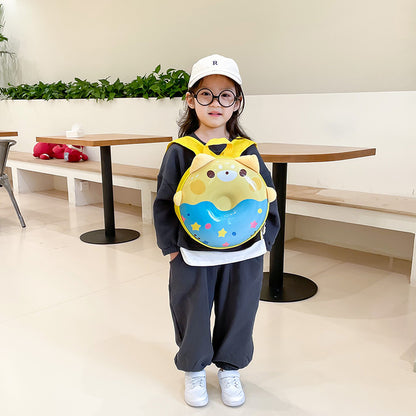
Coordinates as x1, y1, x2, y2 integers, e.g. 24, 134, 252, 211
217, 170, 237, 182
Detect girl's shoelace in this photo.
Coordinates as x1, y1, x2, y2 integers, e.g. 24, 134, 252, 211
188, 376, 205, 389
222, 376, 241, 389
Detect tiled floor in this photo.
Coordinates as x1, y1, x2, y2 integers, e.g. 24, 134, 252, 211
1, 190, 416, 416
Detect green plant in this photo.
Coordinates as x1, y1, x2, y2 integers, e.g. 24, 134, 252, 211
0, 2, 17, 90
0, 66, 190, 100
0, 3, 13, 58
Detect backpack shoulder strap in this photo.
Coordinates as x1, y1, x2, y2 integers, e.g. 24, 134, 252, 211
166, 136, 205, 155
167, 136, 256, 158
223, 137, 257, 157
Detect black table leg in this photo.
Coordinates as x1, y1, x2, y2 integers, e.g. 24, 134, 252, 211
80, 146, 140, 244
260, 163, 318, 302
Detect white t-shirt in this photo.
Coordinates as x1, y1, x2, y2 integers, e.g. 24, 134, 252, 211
180, 232, 267, 266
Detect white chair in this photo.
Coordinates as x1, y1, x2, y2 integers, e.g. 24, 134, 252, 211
0, 139, 26, 227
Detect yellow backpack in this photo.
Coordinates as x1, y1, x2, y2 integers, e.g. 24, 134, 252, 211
169, 136, 276, 249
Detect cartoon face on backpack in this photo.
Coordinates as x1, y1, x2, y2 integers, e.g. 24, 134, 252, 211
174, 153, 276, 249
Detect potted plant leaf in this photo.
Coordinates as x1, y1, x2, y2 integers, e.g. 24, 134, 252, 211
0, 3, 17, 89
0, 4, 12, 56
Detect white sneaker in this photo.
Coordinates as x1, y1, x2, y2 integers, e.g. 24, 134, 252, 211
218, 369, 245, 407
184, 370, 208, 407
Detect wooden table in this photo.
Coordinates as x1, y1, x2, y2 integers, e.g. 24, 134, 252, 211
36, 133, 172, 244
257, 143, 376, 303
0, 131, 18, 137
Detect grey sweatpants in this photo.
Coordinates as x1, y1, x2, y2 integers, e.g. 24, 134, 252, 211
168, 252, 264, 372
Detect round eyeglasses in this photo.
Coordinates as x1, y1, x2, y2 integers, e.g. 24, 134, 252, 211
193, 88, 237, 108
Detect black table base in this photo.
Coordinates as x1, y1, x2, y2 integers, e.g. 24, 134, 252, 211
261, 162, 318, 303
261, 272, 318, 302
80, 146, 140, 245
80, 229, 140, 244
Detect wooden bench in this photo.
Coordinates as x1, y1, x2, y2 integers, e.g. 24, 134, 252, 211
286, 184, 416, 285
7, 151, 159, 223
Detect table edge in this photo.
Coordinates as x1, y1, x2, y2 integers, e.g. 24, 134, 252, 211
36, 135, 172, 146
0, 131, 18, 137
258, 145, 376, 163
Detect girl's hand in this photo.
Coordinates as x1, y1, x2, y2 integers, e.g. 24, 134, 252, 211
170, 252, 179, 261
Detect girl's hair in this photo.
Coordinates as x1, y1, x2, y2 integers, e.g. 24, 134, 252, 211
178, 78, 251, 140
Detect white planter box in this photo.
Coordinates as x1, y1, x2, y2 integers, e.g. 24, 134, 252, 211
0, 97, 184, 168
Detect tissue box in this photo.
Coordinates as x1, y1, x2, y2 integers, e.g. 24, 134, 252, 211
66, 130, 85, 138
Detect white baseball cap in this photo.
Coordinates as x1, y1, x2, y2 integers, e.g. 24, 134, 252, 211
188, 54, 242, 89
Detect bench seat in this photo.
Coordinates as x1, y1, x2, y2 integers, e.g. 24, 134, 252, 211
287, 185, 416, 217
7, 151, 159, 223
286, 184, 416, 285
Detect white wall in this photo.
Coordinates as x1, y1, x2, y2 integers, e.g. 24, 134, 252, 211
242, 92, 416, 197
1, 90, 415, 197
2, 0, 416, 94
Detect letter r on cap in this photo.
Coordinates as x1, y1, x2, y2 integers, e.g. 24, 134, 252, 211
213, 61, 218, 65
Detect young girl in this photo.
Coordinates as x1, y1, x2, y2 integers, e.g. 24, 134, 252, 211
153, 54, 280, 407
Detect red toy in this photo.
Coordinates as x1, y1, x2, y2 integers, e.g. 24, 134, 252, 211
63, 145, 88, 162
33, 142, 57, 160
33, 143, 88, 162
51, 144, 66, 159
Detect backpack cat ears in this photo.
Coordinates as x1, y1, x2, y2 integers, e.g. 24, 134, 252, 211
190, 154, 260, 174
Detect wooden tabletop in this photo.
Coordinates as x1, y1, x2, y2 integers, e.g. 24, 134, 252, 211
0, 131, 18, 137
257, 142, 376, 163
36, 133, 172, 147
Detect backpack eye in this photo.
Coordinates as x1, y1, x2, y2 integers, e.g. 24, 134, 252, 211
207, 170, 215, 178
239, 169, 247, 177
